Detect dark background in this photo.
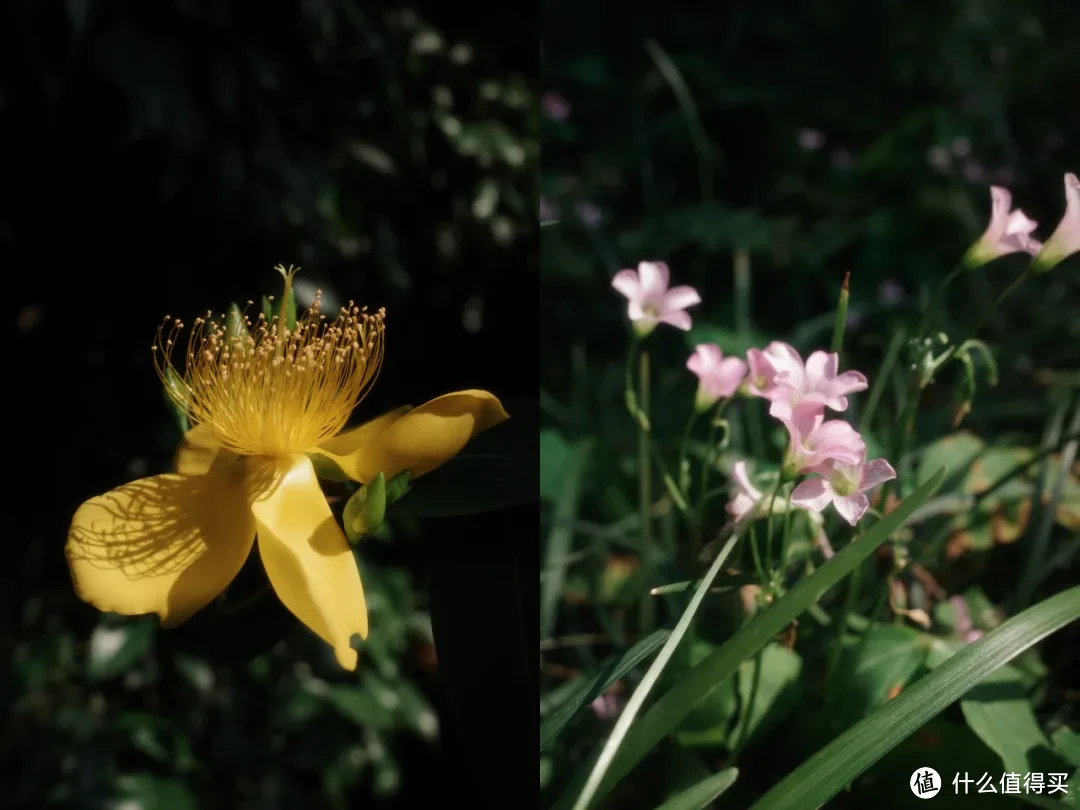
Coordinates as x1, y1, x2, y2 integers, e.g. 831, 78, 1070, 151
4, 2, 538, 808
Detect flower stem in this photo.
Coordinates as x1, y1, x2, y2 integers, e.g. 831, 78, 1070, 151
638, 349, 655, 634
692, 398, 731, 552
764, 476, 784, 581
777, 485, 795, 584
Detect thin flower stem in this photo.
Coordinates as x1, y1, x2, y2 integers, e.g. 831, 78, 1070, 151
638, 350, 655, 634
677, 408, 702, 493
778, 486, 795, 583
749, 524, 768, 587
859, 327, 906, 433
693, 398, 731, 551
916, 261, 966, 339
764, 476, 784, 579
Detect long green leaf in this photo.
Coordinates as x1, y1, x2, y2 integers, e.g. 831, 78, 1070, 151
541, 629, 669, 752
541, 438, 594, 638
557, 468, 944, 809
652, 768, 738, 810
751, 585, 1080, 810
570, 522, 749, 810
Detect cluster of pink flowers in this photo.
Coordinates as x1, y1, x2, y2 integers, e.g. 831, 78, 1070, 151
611, 260, 895, 527
966, 172, 1078, 272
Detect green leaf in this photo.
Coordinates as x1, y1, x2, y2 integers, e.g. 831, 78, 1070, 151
956, 663, 1054, 775
261, 294, 272, 324
1052, 727, 1080, 768
325, 681, 397, 731
115, 773, 197, 810
343, 472, 387, 543
226, 302, 249, 341
750, 585, 1080, 810
830, 623, 930, 727
916, 432, 984, 488
675, 643, 802, 749
385, 470, 411, 504
86, 617, 155, 683
566, 520, 750, 810
540, 429, 572, 502
652, 768, 739, 810
540, 629, 669, 752
556, 468, 944, 809
541, 436, 594, 637
390, 395, 538, 518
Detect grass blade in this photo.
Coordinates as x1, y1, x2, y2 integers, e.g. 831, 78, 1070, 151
556, 468, 945, 809
542, 439, 594, 638
541, 629, 670, 752
569, 520, 750, 810
751, 585, 1080, 810
653, 768, 739, 810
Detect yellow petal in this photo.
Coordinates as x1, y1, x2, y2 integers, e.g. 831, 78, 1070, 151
174, 423, 227, 475
315, 390, 508, 482
248, 454, 368, 670
66, 455, 255, 627
307, 406, 411, 482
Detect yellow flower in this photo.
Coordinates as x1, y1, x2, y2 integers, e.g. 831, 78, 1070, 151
65, 266, 507, 670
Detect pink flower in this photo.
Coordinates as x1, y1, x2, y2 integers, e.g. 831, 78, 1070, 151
1032, 172, 1080, 273
726, 461, 829, 543
790, 450, 895, 526
611, 261, 701, 336
541, 91, 571, 122
963, 185, 1042, 268
771, 350, 868, 413
745, 342, 804, 398
776, 401, 865, 478
687, 345, 747, 411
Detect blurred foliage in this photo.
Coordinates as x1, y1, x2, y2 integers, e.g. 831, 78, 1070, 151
5, 2, 535, 808
540, 1, 1078, 807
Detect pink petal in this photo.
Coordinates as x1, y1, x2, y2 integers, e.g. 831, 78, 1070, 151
833, 491, 870, 526
859, 458, 897, 490
611, 269, 640, 301
1035, 172, 1080, 270
767, 342, 805, 385
663, 285, 702, 312
731, 461, 760, 500
637, 261, 670, 299
711, 357, 748, 397
627, 300, 647, 321
803, 351, 838, 388
988, 185, 1012, 241
687, 344, 721, 377
791, 477, 835, 512
829, 370, 869, 396
658, 310, 692, 331
726, 492, 758, 520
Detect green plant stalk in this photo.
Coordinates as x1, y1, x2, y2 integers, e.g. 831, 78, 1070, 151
928, 268, 1032, 373
639, 350, 655, 634
734, 248, 751, 339
751, 586, 1080, 810
568, 523, 748, 810
748, 524, 768, 588
830, 271, 850, 358
693, 398, 731, 552
764, 477, 784, 578
859, 327, 906, 433
555, 470, 945, 810
878, 385, 920, 509
728, 648, 763, 764
776, 487, 795, 588
677, 408, 702, 494
1015, 398, 1080, 610
916, 260, 966, 339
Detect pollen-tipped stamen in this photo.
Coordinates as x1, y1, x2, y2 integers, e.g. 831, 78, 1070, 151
152, 270, 386, 458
